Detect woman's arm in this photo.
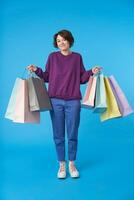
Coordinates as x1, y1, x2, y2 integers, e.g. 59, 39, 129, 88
35, 67, 49, 82
80, 55, 102, 84
80, 66, 93, 84
27, 65, 49, 82
27, 55, 51, 82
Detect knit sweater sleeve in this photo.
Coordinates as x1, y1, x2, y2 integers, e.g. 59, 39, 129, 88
80, 55, 93, 84
35, 54, 51, 82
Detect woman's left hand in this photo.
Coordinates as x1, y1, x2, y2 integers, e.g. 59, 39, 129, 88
92, 66, 103, 75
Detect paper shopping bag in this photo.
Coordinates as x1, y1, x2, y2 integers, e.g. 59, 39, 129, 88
100, 77, 121, 122
27, 77, 52, 111
5, 78, 40, 123
94, 73, 107, 113
108, 75, 134, 116
82, 75, 97, 108
5, 78, 20, 120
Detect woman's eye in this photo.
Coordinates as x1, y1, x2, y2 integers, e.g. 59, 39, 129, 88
57, 39, 66, 43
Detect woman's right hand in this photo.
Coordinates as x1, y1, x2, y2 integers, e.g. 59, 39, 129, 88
27, 64, 37, 72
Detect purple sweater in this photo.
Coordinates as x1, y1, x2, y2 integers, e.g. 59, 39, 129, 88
35, 51, 93, 100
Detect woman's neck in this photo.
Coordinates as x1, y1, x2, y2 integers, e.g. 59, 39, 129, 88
60, 49, 71, 56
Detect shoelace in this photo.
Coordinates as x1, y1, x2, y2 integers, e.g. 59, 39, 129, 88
69, 164, 77, 172
59, 164, 66, 172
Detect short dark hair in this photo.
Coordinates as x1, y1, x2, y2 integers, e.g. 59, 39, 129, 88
53, 30, 74, 48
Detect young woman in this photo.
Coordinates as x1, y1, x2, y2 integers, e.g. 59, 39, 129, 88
27, 30, 102, 179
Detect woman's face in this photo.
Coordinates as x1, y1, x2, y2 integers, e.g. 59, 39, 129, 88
56, 35, 70, 51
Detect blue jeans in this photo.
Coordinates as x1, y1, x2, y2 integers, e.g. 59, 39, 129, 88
50, 98, 81, 161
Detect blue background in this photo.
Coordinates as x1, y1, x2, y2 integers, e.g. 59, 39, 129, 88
1, 0, 134, 199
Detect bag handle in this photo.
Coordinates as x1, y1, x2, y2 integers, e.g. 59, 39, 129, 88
21, 68, 38, 79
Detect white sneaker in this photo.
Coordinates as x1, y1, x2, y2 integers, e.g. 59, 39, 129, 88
57, 161, 66, 179
69, 162, 80, 178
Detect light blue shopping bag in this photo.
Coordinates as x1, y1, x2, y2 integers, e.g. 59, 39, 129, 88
93, 73, 107, 113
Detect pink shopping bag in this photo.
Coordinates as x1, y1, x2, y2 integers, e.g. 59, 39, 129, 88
82, 75, 97, 108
